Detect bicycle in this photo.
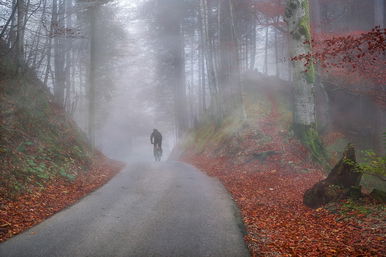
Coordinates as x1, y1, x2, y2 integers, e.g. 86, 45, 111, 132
153, 144, 162, 161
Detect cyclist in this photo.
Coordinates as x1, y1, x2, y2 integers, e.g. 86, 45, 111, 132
150, 129, 162, 161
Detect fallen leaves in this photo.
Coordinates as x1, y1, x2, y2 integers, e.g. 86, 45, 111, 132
184, 153, 385, 256
181, 93, 385, 256
0, 154, 124, 242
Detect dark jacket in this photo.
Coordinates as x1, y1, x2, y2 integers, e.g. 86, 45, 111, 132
150, 130, 162, 145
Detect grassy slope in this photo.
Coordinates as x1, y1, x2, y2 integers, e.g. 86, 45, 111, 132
0, 60, 93, 199
0, 47, 124, 241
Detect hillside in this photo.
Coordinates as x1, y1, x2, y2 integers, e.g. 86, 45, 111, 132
178, 75, 386, 256
0, 49, 124, 242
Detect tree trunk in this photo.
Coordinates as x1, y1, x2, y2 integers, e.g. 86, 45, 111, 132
200, 0, 220, 119
174, 16, 188, 137
0, 0, 18, 40
16, 0, 25, 74
310, 0, 322, 35
263, 24, 268, 75
199, 23, 206, 113
285, 0, 316, 131
249, 15, 256, 71
88, 5, 97, 148
44, 0, 55, 87
64, 0, 73, 111
157, 0, 188, 137
53, 0, 66, 105
28, 0, 47, 69
218, 0, 240, 114
285, 0, 324, 162
274, 26, 279, 78
8, 0, 18, 48
374, 0, 384, 26
246, 32, 252, 71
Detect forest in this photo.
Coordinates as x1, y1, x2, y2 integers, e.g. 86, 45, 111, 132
0, 0, 385, 256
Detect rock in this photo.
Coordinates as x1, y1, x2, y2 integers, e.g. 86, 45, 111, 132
252, 150, 279, 162
303, 144, 362, 209
370, 189, 386, 203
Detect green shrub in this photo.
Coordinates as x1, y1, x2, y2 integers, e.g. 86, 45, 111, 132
345, 150, 386, 177
358, 150, 386, 177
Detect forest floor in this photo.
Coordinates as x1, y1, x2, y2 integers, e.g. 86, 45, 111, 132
181, 91, 385, 256
0, 153, 124, 242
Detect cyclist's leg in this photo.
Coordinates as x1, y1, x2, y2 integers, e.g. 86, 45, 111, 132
155, 143, 159, 161
153, 145, 157, 161
155, 142, 162, 158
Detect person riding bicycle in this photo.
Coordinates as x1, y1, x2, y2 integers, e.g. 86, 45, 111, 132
150, 129, 162, 160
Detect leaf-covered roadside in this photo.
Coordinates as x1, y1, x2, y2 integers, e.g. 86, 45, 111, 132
0, 153, 124, 242
0, 54, 126, 243
185, 154, 385, 256
181, 94, 385, 256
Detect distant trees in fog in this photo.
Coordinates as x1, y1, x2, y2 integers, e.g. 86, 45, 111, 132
1, 0, 384, 152
0, 0, 127, 147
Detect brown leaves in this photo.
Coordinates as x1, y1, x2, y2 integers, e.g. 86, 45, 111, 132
185, 152, 385, 256
0, 155, 124, 242
181, 94, 385, 256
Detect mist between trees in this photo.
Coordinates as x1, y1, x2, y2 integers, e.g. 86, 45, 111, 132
0, 0, 385, 160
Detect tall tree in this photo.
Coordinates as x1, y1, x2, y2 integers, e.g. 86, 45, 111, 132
53, 0, 66, 105
200, 0, 220, 119
374, 0, 384, 26
88, 4, 97, 148
218, 0, 242, 115
285, 0, 324, 161
154, 0, 188, 137
16, 0, 25, 74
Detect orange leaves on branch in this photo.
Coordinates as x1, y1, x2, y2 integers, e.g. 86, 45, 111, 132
293, 26, 386, 106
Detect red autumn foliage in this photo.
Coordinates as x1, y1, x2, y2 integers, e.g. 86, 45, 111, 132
181, 94, 385, 256
293, 27, 386, 106
0, 153, 124, 242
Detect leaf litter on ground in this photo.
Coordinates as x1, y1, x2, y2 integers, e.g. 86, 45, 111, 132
0, 153, 124, 242
182, 94, 385, 256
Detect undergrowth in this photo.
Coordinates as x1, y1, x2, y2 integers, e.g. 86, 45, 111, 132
0, 55, 93, 200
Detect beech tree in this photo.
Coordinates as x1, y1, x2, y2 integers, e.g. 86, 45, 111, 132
284, 0, 325, 161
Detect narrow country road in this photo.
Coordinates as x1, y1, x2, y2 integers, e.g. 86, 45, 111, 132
0, 162, 250, 257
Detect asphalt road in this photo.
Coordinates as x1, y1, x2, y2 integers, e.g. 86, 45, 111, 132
0, 161, 250, 257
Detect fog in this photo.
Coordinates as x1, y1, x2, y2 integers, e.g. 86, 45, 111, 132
88, 0, 292, 162
0, 1, 384, 254
94, 15, 171, 161
90, 0, 385, 161
1, 0, 384, 162
79, 0, 177, 162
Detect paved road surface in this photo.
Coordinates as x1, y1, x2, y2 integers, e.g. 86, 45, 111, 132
0, 161, 250, 257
